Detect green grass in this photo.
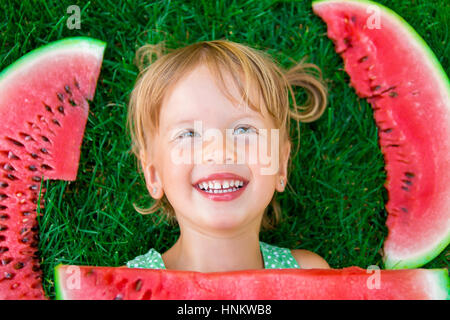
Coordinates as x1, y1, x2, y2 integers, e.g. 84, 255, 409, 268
1, 0, 448, 299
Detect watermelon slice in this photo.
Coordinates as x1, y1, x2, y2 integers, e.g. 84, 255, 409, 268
0, 37, 106, 299
312, 0, 450, 269
54, 265, 449, 300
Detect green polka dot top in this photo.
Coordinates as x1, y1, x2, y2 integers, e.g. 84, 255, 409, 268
126, 241, 301, 269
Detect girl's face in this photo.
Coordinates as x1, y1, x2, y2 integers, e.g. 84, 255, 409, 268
142, 64, 290, 235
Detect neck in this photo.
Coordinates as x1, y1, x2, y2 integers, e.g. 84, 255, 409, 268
162, 226, 264, 273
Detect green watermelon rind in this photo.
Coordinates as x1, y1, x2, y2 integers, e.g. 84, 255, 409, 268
54, 264, 65, 300
384, 234, 450, 270
429, 268, 450, 300
312, 0, 450, 269
0, 37, 107, 85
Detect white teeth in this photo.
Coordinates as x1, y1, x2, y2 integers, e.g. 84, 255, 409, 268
204, 187, 239, 193
197, 179, 245, 192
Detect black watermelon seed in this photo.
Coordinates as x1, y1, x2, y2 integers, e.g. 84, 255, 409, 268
4, 272, 14, 280
389, 91, 398, 97
135, 279, 142, 291
371, 85, 381, 91
31, 225, 38, 232
6, 138, 24, 147
3, 163, 14, 171
57, 92, 64, 102
0, 247, 9, 253
32, 265, 40, 272
64, 85, 72, 94
41, 136, 50, 143
13, 262, 24, 270
383, 128, 393, 133
4, 272, 15, 280
401, 207, 408, 213
358, 56, 368, 63
402, 179, 413, 186
30, 241, 39, 248
401, 186, 409, 191
387, 144, 400, 148
31, 153, 39, 159
41, 164, 53, 170
0, 205, 7, 210
32, 176, 41, 182
405, 172, 415, 178
57, 106, 64, 114
20, 227, 28, 235
0, 225, 7, 231
0, 181, 8, 188
114, 294, 124, 300
44, 105, 52, 113
0, 235, 5, 241
52, 119, 61, 127
74, 79, 80, 89
0, 215, 9, 220
40, 148, 48, 154
0, 194, 7, 200
69, 99, 77, 106
6, 174, 17, 181
8, 152, 19, 160
22, 212, 31, 216
1, 258, 12, 265
28, 165, 37, 171
20, 237, 29, 243
29, 185, 38, 191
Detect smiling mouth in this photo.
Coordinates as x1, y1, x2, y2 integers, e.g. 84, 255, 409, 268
193, 181, 248, 193
192, 180, 249, 201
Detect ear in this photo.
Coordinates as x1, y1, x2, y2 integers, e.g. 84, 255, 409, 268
276, 140, 291, 192
140, 150, 163, 199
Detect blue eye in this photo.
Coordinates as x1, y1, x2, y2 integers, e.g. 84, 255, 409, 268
177, 130, 200, 139
176, 125, 257, 140
234, 125, 257, 135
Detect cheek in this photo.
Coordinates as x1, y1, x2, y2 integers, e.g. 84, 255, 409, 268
161, 146, 193, 194
235, 134, 279, 172
171, 142, 194, 164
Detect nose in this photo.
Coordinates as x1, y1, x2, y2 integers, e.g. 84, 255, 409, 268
202, 131, 236, 164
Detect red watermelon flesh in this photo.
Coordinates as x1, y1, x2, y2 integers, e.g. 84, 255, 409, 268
312, 0, 450, 269
0, 37, 105, 299
54, 265, 449, 300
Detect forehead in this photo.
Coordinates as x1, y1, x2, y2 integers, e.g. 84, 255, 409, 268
159, 64, 267, 127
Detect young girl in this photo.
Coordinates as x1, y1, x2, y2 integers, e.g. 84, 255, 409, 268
125, 39, 330, 272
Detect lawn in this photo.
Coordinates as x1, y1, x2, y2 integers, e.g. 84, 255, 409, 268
1, 0, 449, 299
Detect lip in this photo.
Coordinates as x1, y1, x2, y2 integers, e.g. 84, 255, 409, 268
192, 172, 249, 186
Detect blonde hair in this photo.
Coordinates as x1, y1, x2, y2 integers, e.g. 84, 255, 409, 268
127, 39, 327, 231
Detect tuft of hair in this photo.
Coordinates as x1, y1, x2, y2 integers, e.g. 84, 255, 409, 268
127, 39, 327, 230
